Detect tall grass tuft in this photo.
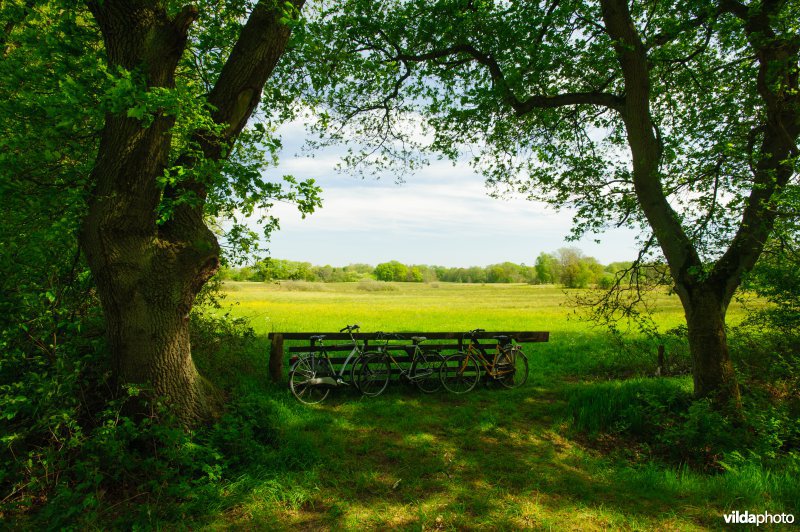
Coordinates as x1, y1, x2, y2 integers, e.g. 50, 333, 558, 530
565, 377, 693, 435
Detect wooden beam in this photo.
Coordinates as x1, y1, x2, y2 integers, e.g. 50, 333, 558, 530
269, 333, 284, 382
268, 331, 549, 342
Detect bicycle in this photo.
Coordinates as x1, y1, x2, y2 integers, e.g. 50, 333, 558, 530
355, 333, 446, 396
440, 328, 529, 394
288, 324, 378, 404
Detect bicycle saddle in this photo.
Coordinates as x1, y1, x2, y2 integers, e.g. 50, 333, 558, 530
411, 336, 427, 342
310, 335, 326, 341
493, 335, 510, 341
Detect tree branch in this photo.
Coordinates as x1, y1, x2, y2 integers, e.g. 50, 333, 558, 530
160, 0, 305, 245
600, 0, 701, 289
396, 44, 625, 114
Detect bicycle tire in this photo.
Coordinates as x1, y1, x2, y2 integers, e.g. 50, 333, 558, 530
289, 356, 330, 404
349, 351, 364, 392
355, 352, 391, 397
497, 347, 529, 389
412, 350, 445, 393
440, 352, 480, 394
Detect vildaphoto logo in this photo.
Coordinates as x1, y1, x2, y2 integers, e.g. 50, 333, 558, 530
723, 510, 795, 526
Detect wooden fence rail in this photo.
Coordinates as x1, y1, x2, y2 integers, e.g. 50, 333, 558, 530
267, 331, 549, 382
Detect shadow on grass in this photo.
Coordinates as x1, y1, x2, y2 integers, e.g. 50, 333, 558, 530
188, 332, 792, 530
200, 379, 787, 531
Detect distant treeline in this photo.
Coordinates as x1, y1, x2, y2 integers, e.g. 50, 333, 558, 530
221, 248, 658, 288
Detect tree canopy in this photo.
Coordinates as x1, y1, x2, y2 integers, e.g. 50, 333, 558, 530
292, 0, 800, 404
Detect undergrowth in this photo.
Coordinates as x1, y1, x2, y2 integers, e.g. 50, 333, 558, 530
0, 277, 318, 529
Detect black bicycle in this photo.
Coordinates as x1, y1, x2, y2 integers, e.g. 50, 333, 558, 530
355, 333, 445, 396
288, 324, 377, 404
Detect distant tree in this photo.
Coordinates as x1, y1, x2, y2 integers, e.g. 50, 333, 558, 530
315, 265, 334, 282
374, 260, 408, 282
407, 266, 424, 282
535, 253, 561, 285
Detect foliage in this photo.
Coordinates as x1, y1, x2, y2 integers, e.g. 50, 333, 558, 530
741, 238, 800, 337
295, 0, 798, 256
0, 275, 310, 527
223, 251, 621, 285
565, 378, 800, 471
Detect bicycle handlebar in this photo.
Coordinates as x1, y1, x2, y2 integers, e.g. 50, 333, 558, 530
340, 324, 360, 333
467, 328, 486, 335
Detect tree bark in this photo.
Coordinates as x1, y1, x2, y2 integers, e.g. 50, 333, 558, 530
677, 285, 740, 404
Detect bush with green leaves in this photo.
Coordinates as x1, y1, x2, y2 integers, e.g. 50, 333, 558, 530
0, 270, 309, 527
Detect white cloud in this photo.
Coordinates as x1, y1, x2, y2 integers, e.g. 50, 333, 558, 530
235, 113, 641, 266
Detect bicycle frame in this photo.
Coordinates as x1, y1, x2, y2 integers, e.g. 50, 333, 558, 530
382, 343, 428, 381
299, 328, 365, 386
463, 336, 516, 379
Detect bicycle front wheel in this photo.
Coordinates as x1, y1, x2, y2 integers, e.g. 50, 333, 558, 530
289, 356, 330, 404
440, 352, 480, 394
497, 347, 529, 389
356, 352, 391, 397
412, 350, 445, 393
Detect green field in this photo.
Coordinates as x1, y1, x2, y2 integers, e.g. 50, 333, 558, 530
185, 281, 795, 530
220, 280, 703, 333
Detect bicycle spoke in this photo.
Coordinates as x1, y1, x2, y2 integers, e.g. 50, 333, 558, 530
440, 352, 480, 394
289, 357, 330, 404
356, 352, 390, 397
414, 351, 444, 393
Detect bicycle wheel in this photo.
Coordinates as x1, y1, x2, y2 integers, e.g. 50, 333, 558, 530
412, 350, 445, 393
289, 356, 330, 404
355, 352, 391, 397
440, 352, 480, 394
497, 347, 529, 388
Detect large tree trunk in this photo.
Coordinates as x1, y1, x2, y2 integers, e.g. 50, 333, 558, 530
80, 108, 223, 424
79, 3, 219, 425
677, 285, 740, 405
100, 273, 221, 420
81, 1, 302, 425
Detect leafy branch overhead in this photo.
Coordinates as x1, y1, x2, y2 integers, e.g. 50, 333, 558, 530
296, 0, 797, 258
291, 0, 799, 405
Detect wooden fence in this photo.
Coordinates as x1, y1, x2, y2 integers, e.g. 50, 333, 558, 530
267, 331, 549, 382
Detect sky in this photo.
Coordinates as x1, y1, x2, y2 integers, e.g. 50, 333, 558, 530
244, 119, 642, 268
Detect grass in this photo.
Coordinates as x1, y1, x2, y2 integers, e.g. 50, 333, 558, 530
196, 386, 795, 530
220, 280, 699, 335
186, 281, 791, 530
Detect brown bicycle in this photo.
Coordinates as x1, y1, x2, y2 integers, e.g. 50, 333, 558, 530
440, 328, 529, 394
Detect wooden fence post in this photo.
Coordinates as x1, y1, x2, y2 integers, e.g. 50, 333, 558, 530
269, 333, 284, 383
656, 344, 665, 376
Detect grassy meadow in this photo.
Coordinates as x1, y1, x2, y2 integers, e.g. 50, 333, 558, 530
220, 280, 696, 335
179, 281, 798, 530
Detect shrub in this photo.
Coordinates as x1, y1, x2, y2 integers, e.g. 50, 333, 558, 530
357, 279, 398, 292
565, 377, 800, 471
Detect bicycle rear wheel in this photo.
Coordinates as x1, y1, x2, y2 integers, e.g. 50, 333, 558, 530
289, 356, 330, 404
440, 352, 480, 394
355, 352, 391, 397
412, 350, 445, 393
497, 347, 529, 388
